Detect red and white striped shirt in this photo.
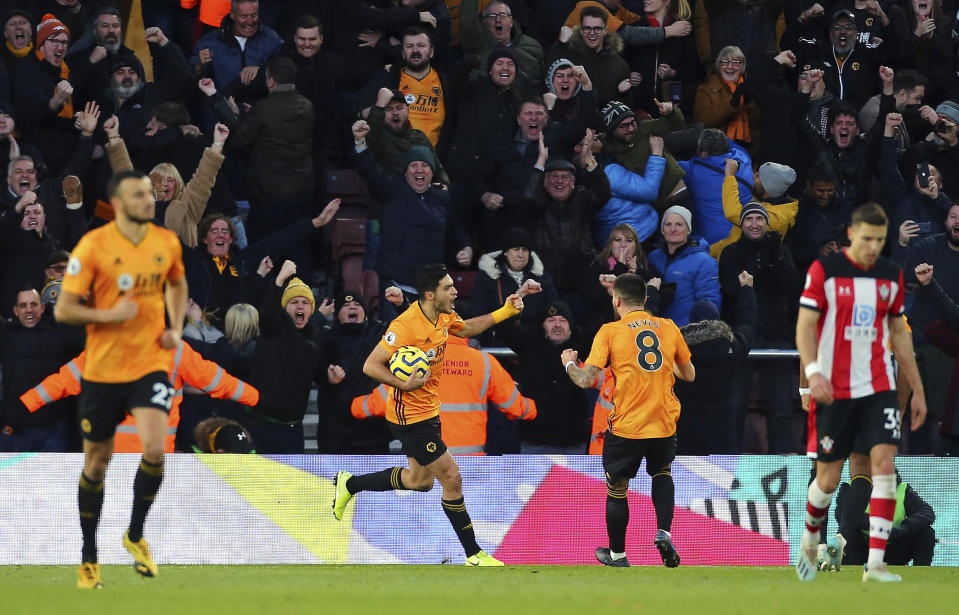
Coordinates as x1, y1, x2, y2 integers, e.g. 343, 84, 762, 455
799, 250, 904, 400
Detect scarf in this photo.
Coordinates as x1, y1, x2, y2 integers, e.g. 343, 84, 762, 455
6, 40, 32, 58
36, 49, 73, 119
724, 77, 750, 144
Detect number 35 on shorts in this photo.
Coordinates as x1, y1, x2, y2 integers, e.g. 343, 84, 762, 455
150, 382, 176, 410
883, 407, 901, 440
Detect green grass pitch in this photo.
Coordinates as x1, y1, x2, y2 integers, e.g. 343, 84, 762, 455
2, 565, 956, 615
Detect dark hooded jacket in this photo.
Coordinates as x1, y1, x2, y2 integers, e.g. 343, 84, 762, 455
675, 285, 757, 454
93, 41, 193, 140
547, 26, 631, 107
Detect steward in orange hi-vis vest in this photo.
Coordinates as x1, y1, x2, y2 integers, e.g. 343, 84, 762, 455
20, 341, 259, 452
352, 335, 536, 454
589, 368, 615, 454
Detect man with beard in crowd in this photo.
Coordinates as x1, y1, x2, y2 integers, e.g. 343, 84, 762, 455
362, 26, 452, 154
793, 9, 890, 112
93, 27, 192, 139
67, 6, 138, 99
366, 87, 449, 187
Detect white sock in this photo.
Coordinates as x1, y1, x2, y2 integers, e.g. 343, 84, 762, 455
867, 474, 897, 567
610, 550, 626, 560
803, 480, 834, 546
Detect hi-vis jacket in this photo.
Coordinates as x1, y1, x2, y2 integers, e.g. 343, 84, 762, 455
351, 336, 537, 454
20, 340, 259, 453
589, 367, 614, 455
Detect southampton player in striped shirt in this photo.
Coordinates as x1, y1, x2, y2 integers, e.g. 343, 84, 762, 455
795, 203, 927, 582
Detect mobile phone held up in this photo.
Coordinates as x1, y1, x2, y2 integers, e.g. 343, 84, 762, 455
916, 163, 931, 188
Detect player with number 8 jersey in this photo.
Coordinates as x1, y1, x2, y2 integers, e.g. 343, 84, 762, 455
564, 274, 694, 568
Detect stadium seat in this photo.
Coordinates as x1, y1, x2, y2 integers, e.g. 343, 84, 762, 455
325, 168, 371, 217
361, 269, 380, 316
332, 218, 368, 261
339, 255, 364, 296
452, 270, 479, 300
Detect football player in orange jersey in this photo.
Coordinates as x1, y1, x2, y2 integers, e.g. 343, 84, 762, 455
56, 170, 187, 589
333, 263, 538, 566
564, 273, 695, 567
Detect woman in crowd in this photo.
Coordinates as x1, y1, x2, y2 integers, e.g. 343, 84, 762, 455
176, 302, 260, 451
582, 223, 663, 338
694, 46, 760, 155
104, 114, 228, 248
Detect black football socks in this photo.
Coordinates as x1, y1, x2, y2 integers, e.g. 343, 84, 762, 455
78, 472, 104, 563
128, 457, 163, 543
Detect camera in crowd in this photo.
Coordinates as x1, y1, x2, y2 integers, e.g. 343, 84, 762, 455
935, 119, 956, 135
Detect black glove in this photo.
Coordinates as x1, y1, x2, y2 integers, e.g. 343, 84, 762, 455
730, 84, 744, 109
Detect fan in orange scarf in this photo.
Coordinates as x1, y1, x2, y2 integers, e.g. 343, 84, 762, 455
694, 45, 756, 148
35, 14, 74, 120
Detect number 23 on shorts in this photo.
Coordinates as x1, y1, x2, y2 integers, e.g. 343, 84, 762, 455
150, 382, 175, 410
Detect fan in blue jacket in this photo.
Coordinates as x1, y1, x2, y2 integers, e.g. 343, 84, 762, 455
678, 128, 753, 245
648, 205, 722, 327
595, 135, 667, 245
353, 120, 471, 311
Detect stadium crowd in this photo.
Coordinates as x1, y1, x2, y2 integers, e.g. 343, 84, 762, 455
0, 0, 958, 457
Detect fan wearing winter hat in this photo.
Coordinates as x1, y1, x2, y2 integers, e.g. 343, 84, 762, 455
459, 0, 545, 91
281, 275, 316, 330
647, 205, 722, 327
708, 157, 799, 258
544, 60, 598, 125
67, 7, 143, 103
33, 14, 73, 114
3, 9, 34, 58
367, 87, 451, 188
598, 97, 687, 212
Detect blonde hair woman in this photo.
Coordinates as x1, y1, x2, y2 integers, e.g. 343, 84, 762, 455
224, 303, 259, 349
102, 114, 229, 248
693, 46, 760, 152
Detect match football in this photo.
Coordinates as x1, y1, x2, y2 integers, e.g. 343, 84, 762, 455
389, 346, 429, 381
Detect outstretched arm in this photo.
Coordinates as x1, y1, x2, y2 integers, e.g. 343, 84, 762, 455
453, 293, 529, 338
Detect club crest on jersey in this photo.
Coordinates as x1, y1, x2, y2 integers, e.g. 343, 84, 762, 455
153, 253, 165, 267
117, 273, 134, 291
878, 285, 890, 302
66, 257, 82, 276
837, 285, 852, 297
820, 436, 834, 453
385, 331, 397, 346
